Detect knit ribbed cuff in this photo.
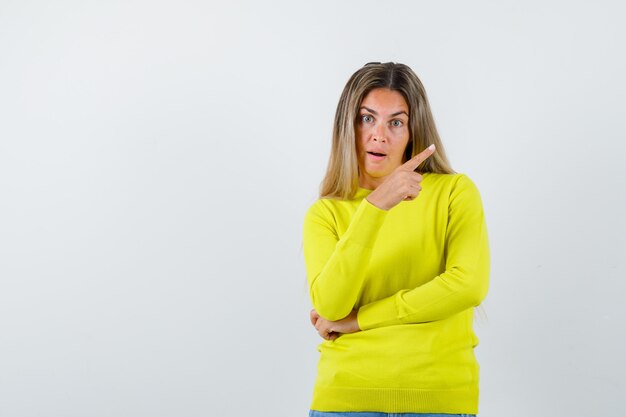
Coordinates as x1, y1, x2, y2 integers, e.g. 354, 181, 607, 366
357, 294, 402, 331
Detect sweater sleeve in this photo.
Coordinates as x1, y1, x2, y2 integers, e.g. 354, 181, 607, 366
303, 197, 388, 321
357, 174, 490, 330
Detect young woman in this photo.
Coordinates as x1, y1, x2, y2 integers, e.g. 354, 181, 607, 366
303, 62, 490, 417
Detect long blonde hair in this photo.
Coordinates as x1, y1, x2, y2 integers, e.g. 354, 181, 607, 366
320, 62, 455, 199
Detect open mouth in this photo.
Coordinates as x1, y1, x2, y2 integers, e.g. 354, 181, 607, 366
367, 151, 386, 157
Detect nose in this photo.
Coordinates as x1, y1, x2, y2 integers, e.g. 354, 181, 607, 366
372, 122, 387, 143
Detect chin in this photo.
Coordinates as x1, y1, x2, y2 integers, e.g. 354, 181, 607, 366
364, 169, 390, 179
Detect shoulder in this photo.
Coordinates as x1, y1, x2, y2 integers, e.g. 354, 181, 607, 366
447, 174, 484, 212
303, 194, 365, 234
424, 173, 484, 211
424, 172, 481, 192
304, 197, 339, 229
305, 197, 336, 217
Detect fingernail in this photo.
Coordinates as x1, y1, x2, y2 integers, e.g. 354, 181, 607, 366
428, 144, 435, 151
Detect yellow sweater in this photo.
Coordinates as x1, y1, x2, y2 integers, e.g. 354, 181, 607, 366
303, 173, 490, 414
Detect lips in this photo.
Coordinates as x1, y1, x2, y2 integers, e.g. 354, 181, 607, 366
366, 150, 387, 162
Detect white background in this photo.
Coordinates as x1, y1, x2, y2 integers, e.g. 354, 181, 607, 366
1, 1, 625, 416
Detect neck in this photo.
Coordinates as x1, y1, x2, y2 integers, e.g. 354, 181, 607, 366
359, 171, 429, 190
358, 174, 384, 190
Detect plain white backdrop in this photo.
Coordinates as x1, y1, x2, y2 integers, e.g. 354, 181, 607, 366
1, 1, 625, 416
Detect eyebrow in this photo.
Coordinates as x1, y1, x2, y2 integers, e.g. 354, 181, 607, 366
360, 106, 409, 118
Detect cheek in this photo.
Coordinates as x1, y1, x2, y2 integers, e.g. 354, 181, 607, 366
358, 122, 377, 139
394, 126, 409, 138
392, 130, 410, 154
355, 129, 367, 152
354, 134, 362, 153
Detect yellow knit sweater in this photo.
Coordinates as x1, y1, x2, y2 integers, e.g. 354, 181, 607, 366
303, 172, 490, 414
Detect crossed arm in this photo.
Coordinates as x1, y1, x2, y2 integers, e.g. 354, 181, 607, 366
303, 174, 490, 340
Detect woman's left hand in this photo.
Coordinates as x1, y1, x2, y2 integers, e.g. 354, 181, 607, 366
310, 309, 361, 341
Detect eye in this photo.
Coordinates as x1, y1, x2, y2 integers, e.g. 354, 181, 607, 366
360, 114, 374, 123
391, 119, 404, 127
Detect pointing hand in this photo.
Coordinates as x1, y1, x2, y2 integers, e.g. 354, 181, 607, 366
366, 144, 436, 211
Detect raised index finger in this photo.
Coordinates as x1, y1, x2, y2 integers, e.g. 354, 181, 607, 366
401, 144, 436, 171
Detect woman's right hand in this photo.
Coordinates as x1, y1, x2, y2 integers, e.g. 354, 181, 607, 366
310, 309, 360, 341
366, 144, 436, 211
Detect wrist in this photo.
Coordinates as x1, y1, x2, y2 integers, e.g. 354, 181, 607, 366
351, 309, 362, 332
366, 195, 390, 211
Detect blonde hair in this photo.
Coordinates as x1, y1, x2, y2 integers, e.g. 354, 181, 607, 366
320, 62, 455, 199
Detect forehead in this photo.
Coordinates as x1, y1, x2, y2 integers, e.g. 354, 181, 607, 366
360, 88, 408, 113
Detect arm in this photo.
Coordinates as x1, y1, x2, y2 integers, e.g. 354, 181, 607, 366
303, 147, 437, 323
303, 198, 388, 321
357, 174, 490, 330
